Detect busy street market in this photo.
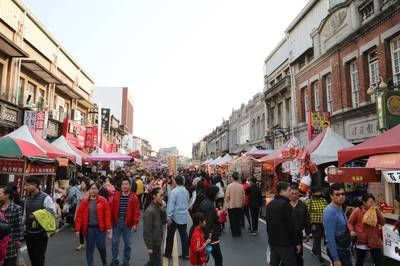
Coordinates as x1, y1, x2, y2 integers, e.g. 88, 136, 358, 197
0, 0, 400, 266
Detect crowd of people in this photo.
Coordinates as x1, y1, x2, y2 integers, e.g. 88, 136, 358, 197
0, 168, 398, 266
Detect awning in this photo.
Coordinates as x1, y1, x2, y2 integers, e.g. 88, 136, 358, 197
56, 84, 81, 99
338, 124, 400, 166
0, 33, 28, 58
366, 153, 400, 169
21, 60, 62, 84
257, 136, 299, 168
51, 136, 90, 166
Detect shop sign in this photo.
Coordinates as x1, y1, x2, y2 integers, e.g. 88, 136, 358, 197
23, 110, 36, 129
377, 91, 400, 130
382, 170, 400, 183
26, 163, 56, 175
62, 119, 86, 149
327, 167, 381, 183
46, 120, 59, 137
56, 158, 69, 167
101, 108, 110, 133
307, 111, 331, 141
0, 159, 25, 174
383, 224, 400, 261
346, 119, 378, 141
85, 126, 98, 149
1, 106, 19, 124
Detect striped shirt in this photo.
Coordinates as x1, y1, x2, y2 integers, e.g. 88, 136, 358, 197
119, 195, 129, 220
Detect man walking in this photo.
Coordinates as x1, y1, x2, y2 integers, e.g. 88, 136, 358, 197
225, 172, 245, 237
110, 178, 140, 266
290, 186, 311, 266
24, 177, 56, 266
135, 175, 145, 209
164, 176, 190, 259
307, 187, 328, 263
247, 177, 263, 235
323, 183, 352, 266
265, 181, 300, 266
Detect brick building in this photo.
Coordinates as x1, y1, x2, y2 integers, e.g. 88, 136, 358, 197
293, 0, 400, 144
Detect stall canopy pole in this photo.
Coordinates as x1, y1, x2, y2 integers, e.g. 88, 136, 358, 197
97, 101, 102, 153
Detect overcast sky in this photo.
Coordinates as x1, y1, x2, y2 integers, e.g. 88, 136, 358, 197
22, 0, 309, 157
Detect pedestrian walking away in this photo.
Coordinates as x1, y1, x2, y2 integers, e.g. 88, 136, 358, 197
164, 175, 190, 259
110, 177, 140, 266
24, 177, 56, 266
348, 193, 385, 266
306, 187, 327, 263
247, 177, 263, 235
290, 186, 311, 266
323, 183, 353, 266
0, 184, 22, 266
75, 182, 112, 266
143, 187, 166, 266
225, 172, 245, 237
75, 178, 90, 252
135, 176, 145, 209
265, 181, 300, 266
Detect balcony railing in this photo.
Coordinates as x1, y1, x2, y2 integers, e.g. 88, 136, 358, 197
265, 76, 291, 99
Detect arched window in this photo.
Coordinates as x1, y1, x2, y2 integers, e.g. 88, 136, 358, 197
261, 114, 265, 138
256, 116, 261, 140
251, 119, 255, 141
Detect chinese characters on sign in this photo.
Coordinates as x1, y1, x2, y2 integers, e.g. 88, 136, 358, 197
0, 160, 24, 174
327, 167, 381, 183
85, 126, 98, 149
383, 224, 400, 261
26, 164, 56, 175
307, 111, 331, 141
101, 108, 110, 133
346, 119, 378, 141
23, 110, 36, 129
382, 171, 400, 183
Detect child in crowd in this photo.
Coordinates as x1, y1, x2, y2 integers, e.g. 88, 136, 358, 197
216, 202, 227, 231
190, 213, 211, 266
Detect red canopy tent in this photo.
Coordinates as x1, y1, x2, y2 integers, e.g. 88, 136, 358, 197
257, 136, 298, 169
338, 124, 400, 166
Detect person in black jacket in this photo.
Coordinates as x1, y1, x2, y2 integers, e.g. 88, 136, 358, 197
290, 186, 311, 266
198, 186, 223, 266
266, 181, 300, 266
247, 178, 263, 235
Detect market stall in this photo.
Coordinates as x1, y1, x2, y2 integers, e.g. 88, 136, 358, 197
51, 136, 89, 166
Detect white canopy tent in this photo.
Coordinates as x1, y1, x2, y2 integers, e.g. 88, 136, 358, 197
310, 127, 354, 165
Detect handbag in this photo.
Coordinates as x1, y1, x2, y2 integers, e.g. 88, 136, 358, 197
335, 211, 351, 248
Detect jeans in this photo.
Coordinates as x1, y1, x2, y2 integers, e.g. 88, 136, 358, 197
228, 208, 242, 237
269, 245, 297, 266
249, 206, 260, 232
311, 223, 323, 257
241, 206, 251, 228
25, 231, 48, 266
164, 220, 189, 257
112, 219, 132, 264
86, 226, 107, 266
355, 248, 382, 266
146, 244, 162, 266
327, 248, 353, 266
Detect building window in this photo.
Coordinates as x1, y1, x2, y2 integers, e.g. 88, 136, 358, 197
324, 74, 333, 114
313, 82, 320, 111
261, 114, 265, 137
26, 82, 36, 106
391, 35, 400, 87
277, 102, 283, 127
329, 0, 346, 9
368, 49, 379, 103
286, 98, 291, 128
38, 88, 46, 110
256, 116, 260, 139
349, 61, 360, 108
0, 63, 3, 94
359, 1, 374, 22
17, 77, 25, 106
301, 87, 308, 122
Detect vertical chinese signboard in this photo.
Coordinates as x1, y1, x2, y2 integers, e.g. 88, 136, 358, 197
85, 126, 98, 149
23, 111, 48, 138
101, 108, 111, 133
307, 111, 331, 141
62, 119, 86, 149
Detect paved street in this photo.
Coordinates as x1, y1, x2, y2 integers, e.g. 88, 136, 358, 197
20, 218, 327, 266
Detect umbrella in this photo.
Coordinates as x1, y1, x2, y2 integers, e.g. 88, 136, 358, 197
0, 136, 46, 158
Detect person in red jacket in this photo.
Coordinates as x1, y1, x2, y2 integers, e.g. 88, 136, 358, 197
75, 182, 111, 266
110, 177, 140, 266
348, 193, 385, 266
189, 212, 211, 266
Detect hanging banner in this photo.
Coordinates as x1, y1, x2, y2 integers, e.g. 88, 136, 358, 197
382, 224, 400, 261
382, 170, 400, 183
23, 110, 36, 129
307, 111, 331, 141
0, 159, 25, 174
62, 119, 86, 149
26, 163, 56, 175
101, 108, 111, 133
85, 126, 98, 149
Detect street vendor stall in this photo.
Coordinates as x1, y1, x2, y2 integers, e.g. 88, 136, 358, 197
51, 136, 89, 166
337, 124, 400, 263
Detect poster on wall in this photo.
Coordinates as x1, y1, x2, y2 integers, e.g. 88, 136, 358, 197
23, 110, 36, 129
383, 224, 400, 261
307, 111, 331, 141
